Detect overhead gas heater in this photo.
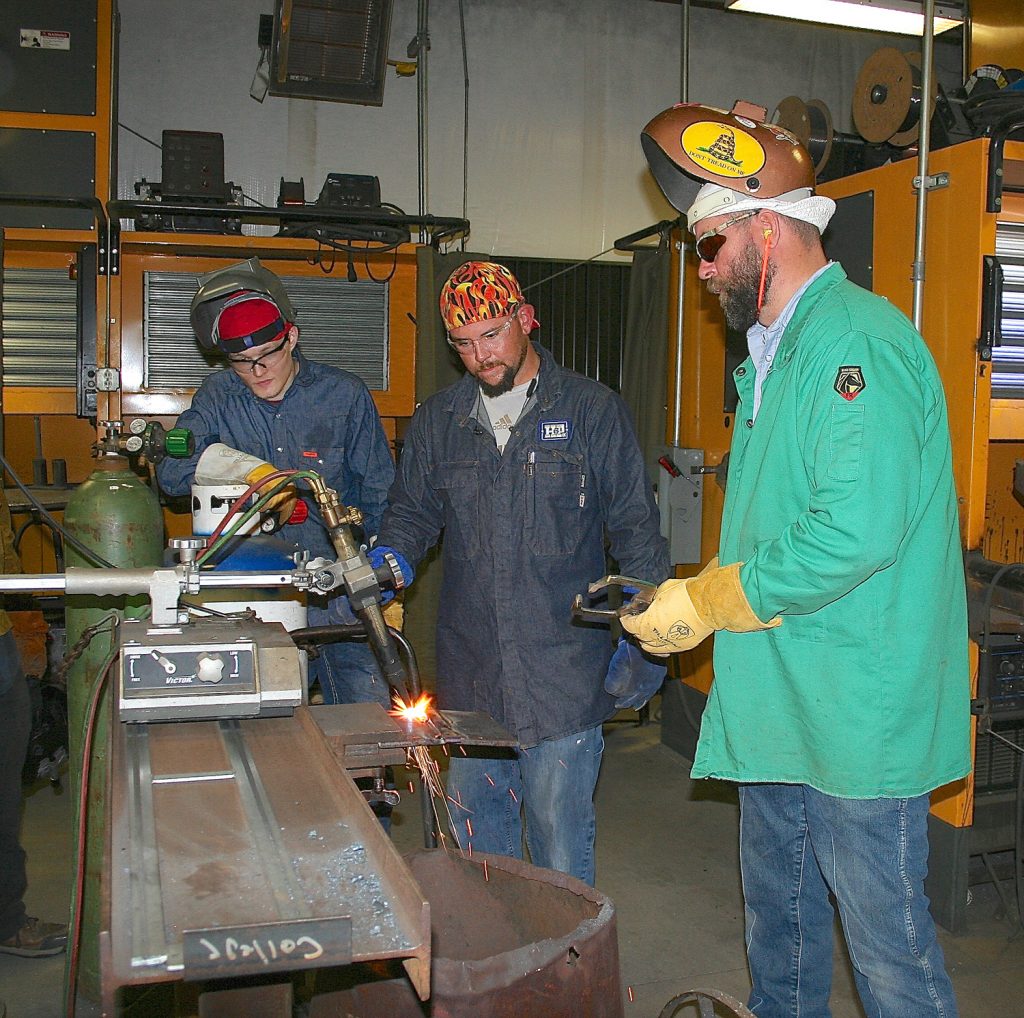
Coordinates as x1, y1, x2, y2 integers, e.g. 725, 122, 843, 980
725, 0, 964, 36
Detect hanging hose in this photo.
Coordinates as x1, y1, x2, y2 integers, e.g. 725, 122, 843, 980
290, 623, 422, 700
0, 450, 114, 568
195, 469, 322, 566
65, 625, 121, 1018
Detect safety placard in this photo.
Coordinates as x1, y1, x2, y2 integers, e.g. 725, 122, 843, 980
19, 29, 71, 50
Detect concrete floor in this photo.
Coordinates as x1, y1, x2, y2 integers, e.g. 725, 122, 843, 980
4, 699, 1024, 1017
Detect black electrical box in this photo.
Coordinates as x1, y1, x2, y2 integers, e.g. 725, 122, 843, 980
317, 173, 381, 210
979, 633, 1024, 719
161, 130, 230, 202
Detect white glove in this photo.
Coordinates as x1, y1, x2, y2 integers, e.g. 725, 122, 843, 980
195, 443, 296, 518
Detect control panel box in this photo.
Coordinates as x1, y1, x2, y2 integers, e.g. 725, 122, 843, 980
118, 616, 305, 723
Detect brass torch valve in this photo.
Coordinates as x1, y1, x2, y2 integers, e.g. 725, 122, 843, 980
308, 475, 363, 532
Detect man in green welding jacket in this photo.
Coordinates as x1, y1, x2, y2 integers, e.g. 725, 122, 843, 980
626, 100, 970, 1018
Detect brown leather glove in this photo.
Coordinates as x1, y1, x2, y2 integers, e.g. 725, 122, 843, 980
621, 560, 780, 655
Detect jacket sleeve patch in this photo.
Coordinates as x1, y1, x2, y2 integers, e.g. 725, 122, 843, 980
834, 365, 866, 401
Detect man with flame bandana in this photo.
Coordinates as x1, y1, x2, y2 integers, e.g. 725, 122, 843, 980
375, 261, 669, 884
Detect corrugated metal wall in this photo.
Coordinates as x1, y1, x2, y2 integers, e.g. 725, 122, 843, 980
1, 268, 78, 387
143, 271, 389, 390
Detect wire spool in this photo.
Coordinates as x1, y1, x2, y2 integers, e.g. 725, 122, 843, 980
772, 96, 834, 176
853, 47, 936, 147
962, 64, 1024, 135
963, 63, 1009, 100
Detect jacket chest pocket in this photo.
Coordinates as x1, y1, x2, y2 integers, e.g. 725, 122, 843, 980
526, 450, 586, 556
431, 460, 483, 557
304, 446, 347, 489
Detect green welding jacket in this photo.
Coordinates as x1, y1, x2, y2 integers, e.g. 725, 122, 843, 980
692, 264, 971, 798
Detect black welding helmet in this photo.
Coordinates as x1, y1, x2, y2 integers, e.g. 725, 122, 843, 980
190, 258, 296, 353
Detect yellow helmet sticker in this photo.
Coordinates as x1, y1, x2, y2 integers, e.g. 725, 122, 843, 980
681, 122, 766, 179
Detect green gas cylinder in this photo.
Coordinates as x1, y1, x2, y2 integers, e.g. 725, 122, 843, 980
63, 453, 164, 1004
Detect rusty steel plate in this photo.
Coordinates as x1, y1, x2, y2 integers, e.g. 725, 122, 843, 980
313, 702, 518, 770
104, 706, 431, 1000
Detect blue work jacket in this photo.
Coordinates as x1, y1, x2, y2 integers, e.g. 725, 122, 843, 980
378, 344, 669, 746
157, 350, 395, 560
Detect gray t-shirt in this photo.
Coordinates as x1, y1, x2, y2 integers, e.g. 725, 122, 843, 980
480, 376, 536, 453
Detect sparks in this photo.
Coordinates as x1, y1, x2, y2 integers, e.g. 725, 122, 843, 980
446, 795, 473, 814
509, 788, 518, 803
628, 986, 634, 1003
390, 692, 434, 724
485, 773, 496, 787
466, 818, 474, 837
483, 859, 489, 882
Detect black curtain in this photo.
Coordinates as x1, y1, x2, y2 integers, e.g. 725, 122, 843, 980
621, 245, 671, 483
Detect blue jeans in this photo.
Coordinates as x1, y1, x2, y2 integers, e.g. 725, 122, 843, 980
739, 784, 959, 1018
445, 726, 604, 885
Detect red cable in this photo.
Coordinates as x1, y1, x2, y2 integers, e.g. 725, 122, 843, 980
757, 233, 771, 312
200, 470, 297, 548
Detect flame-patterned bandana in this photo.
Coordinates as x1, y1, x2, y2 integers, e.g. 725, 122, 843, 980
439, 261, 525, 331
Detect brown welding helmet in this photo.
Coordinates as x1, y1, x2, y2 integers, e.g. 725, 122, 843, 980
641, 100, 816, 220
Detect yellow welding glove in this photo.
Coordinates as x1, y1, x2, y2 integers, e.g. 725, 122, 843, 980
382, 596, 405, 631
621, 560, 779, 655
195, 443, 297, 521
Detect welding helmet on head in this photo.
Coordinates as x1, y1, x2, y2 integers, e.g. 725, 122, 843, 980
641, 100, 834, 234
439, 260, 526, 332
190, 257, 296, 354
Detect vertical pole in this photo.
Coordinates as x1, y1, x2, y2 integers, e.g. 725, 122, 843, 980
672, 0, 691, 447
912, 0, 936, 330
416, 0, 430, 240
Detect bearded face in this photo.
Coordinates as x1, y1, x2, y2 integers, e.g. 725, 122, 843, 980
707, 236, 775, 333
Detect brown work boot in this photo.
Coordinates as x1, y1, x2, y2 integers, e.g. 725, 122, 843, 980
0, 916, 68, 957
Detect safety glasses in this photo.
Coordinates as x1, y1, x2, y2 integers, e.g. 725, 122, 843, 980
695, 211, 759, 263
227, 333, 291, 374
447, 305, 521, 354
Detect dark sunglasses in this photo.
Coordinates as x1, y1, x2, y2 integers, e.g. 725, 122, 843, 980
695, 211, 759, 262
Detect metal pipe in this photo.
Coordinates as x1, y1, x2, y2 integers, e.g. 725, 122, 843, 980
416, 0, 430, 239
105, 199, 466, 234
680, 0, 689, 104
0, 574, 67, 593
672, 242, 686, 447
0, 568, 300, 597
911, 0, 936, 330
191, 570, 297, 588
671, 0, 692, 448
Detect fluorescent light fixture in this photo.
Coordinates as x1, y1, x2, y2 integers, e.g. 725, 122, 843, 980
726, 0, 964, 36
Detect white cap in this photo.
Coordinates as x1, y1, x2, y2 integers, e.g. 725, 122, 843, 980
687, 182, 836, 234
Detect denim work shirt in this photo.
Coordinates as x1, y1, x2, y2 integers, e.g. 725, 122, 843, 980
378, 344, 669, 747
157, 349, 395, 560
